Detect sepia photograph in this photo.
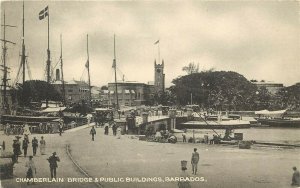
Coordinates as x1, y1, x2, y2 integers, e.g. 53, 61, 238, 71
0, 0, 300, 188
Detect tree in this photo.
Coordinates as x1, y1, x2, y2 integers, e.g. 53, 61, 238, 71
170, 71, 258, 111
182, 62, 199, 75
100, 85, 108, 90
12, 80, 63, 107
153, 90, 176, 106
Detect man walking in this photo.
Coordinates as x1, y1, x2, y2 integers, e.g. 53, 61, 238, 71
47, 152, 60, 179
182, 131, 187, 143
59, 120, 64, 136
191, 148, 200, 175
12, 138, 21, 163
32, 137, 38, 156
90, 126, 96, 141
22, 137, 29, 158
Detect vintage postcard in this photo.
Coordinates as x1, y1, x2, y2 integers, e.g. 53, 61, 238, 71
0, 1, 300, 188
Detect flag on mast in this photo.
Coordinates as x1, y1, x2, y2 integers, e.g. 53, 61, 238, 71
154, 40, 159, 45
39, 6, 49, 20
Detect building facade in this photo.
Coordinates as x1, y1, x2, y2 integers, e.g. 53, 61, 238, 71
101, 82, 154, 107
252, 81, 284, 95
52, 80, 90, 104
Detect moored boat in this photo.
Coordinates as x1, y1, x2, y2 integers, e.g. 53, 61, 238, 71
255, 109, 300, 127
180, 119, 251, 129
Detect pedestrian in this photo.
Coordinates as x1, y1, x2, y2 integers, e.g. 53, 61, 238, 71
39, 123, 43, 133
155, 130, 162, 142
112, 123, 117, 136
32, 137, 38, 156
12, 139, 21, 163
90, 126, 96, 141
2, 140, 5, 150
182, 132, 187, 143
104, 124, 109, 135
291, 166, 300, 186
25, 156, 36, 185
204, 133, 209, 144
209, 135, 215, 144
191, 148, 200, 175
59, 120, 64, 136
47, 152, 60, 179
178, 160, 191, 188
22, 137, 29, 158
116, 126, 121, 139
40, 136, 46, 155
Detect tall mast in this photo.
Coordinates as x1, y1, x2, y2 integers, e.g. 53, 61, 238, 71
21, 0, 25, 85
1, 10, 16, 114
113, 34, 119, 115
60, 34, 66, 106
86, 34, 92, 107
46, 6, 51, 107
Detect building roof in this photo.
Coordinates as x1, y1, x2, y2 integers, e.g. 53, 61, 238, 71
252, 81, 283, 86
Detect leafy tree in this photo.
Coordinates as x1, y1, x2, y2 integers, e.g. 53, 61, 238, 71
170, 71, 258, 110
272, 84, 300, 110
100, 85, 108, 90
12, 80, 62, 107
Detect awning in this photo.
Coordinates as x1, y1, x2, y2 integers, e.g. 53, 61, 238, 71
95, 108, 112, 111
40, 107, 66, 113
255, 109, 287, 116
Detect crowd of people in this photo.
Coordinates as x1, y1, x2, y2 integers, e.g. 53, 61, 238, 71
5, 133, 61, 185
3, 120, 66, 136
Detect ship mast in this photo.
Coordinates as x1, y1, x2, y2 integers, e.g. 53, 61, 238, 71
1, 10, 16, 114
60, 34, 66, 106
45, 6, 51, 108
86, 34, 92, 107
113, 35, 119, 118
21, 0, 26, 85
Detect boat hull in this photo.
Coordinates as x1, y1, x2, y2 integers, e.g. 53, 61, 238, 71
180, 120, 251, 129
257, 118, 300, 127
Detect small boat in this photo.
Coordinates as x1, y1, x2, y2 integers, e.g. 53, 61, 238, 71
255, 109, 300, 127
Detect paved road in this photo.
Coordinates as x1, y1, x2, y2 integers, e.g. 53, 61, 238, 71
1, 123, 300, 188
69, 126, 300, 188
1, 124, 97, 188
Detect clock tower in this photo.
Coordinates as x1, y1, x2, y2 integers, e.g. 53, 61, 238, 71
154, 59, 165, 93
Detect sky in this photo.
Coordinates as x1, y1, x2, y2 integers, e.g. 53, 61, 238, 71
1, 0, 300, 87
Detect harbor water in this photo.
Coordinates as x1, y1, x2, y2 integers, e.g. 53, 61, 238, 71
183, 127, 300, 145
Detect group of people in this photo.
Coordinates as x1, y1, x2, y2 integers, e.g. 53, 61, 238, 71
90, 123, 123, 141
4, 122, 61, 135
154, 129, 174, 142
4, 124, 25, 135
104, 124, 122, 137
25, 152, 60, 185
12, 135, 46, 163
9, 134, 61, 185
